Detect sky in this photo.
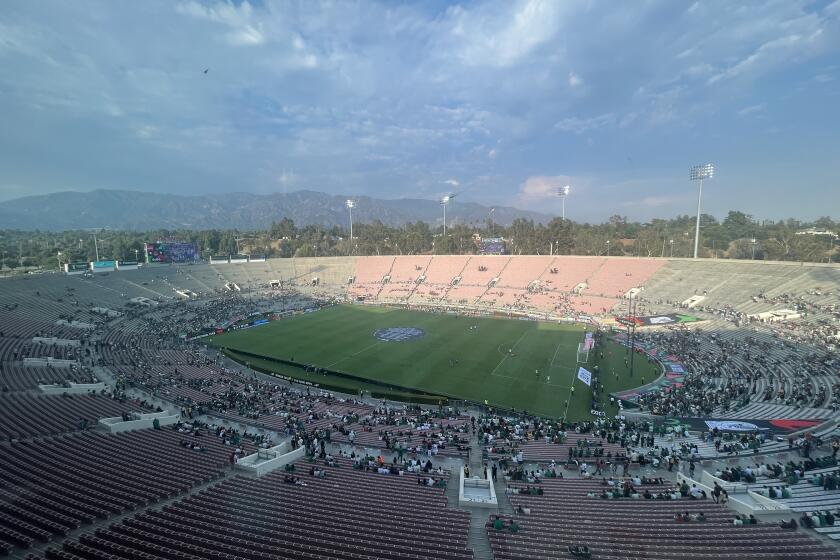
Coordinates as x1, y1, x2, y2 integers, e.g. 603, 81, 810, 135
0, 0, 839, 223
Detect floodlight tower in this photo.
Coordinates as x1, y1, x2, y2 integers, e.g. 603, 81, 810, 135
345, 199, 356, 243
557, 185, 571, 220
440, 194, 455, 239
689, 163, 714, 259
90, 232, 100, 262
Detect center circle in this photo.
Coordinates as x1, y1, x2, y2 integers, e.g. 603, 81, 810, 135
373, 327, 426, 342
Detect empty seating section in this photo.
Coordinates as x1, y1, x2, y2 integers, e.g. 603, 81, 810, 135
489, 477, 840, 560
423, 256, 470, 284
34, 457, 471, 560
348, 256, 394, 299
0, 394, 144, 440
352, 256, 395, 283
538, 257, 605, 291
0, 365, 94, 393
375, 257, 433, 302
496, 257, 552, 288
585, 258, 664, 298
460, 256, 510, 286
0, 428, 239, 552
343, 256, 673, 316
387, 256, 432, 283
0, 316, 85, 342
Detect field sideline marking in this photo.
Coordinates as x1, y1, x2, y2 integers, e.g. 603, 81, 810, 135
562, 356, 585, 418
488, 329, 530, 378
325, 341, 382, 368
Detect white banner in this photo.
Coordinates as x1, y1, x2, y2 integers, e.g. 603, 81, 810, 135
577, 367, 592, 386
704, 420, 760, 432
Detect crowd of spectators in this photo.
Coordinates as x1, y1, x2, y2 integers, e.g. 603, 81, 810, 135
630, 326, 838, 416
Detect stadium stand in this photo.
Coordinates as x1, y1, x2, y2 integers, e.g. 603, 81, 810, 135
0, 393, 145, 440
34, 456, 470, 560
0, 255, 838, 559
488, 477, 840, 560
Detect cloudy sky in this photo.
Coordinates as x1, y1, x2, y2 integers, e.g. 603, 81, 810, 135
1, 0, 838, 222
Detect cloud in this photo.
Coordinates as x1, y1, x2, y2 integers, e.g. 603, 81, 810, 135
708, 31, 824, 85
176, 1, 265, 46
443, 179, 460, 187
228, 25, 265, 46
737, 103, 765, 116
134, 125, 160, 140
517, 175, 571, 202
0, 0, 838, 222
555, 113, 615, 134
623, 194, 693, 208
450, 0, 567, 67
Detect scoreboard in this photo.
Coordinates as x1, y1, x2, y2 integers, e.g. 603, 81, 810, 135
144, 242, 197, 263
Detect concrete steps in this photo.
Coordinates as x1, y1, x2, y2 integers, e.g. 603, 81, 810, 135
469, 513, 493, 560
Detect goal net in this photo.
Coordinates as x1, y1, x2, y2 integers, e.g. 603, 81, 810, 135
577, 331, 595, 363
576, 343, 590, 364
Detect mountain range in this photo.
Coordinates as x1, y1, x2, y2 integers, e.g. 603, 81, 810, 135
0, 189, 553, 232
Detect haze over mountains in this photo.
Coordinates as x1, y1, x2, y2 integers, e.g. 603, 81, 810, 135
0, 190, 553, 232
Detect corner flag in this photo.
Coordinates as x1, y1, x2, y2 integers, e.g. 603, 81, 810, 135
577, 367, 592, 387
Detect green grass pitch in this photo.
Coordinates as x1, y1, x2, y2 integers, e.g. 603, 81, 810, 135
208, 305, 652, 420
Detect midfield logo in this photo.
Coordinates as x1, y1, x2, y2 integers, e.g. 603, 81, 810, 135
373, 327, 426, 342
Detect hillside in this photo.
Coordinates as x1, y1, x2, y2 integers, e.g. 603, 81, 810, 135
0, 189, 552, 231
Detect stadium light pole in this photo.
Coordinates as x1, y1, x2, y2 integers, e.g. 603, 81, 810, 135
440, 195, 455, 243
345, 199, 355, 246
689, 163, 714, 259
90, 232, 100, 262
557, 185, 571, 220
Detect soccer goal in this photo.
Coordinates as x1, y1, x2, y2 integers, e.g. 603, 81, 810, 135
576, 343, 590, 364
577, 332, 595, 363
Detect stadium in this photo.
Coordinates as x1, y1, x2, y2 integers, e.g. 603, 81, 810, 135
1, 252, 839, 560
2, 1, 840, 559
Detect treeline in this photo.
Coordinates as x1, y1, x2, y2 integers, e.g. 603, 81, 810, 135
0, 211, 835, 270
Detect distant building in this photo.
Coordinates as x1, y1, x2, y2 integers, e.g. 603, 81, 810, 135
795, 227, 838, 239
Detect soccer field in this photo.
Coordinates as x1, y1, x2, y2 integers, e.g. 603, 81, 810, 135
208, 305, 649, 419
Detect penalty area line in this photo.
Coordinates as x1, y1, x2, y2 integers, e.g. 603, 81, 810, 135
549, 339, 566, 368
488, 329, 530, 378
